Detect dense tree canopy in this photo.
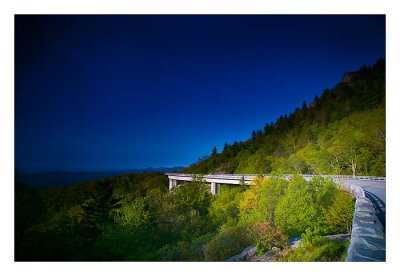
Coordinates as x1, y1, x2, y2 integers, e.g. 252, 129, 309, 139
15, 172, 355, 261
184, 59, 385, 177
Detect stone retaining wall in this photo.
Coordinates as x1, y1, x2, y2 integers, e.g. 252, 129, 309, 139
333, 179, 385, 261
345, 197, 385, 261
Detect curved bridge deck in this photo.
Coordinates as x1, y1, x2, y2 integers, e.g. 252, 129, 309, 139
166, 173, 385, 198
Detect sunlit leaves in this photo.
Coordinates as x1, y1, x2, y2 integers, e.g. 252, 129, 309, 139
325, 191, 355, 234
275, 175, 322, 237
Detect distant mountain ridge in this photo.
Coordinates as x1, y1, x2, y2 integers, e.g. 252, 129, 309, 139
17, 166, 185, 188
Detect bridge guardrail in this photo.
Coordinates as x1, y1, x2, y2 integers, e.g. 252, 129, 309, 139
165, 173, 385, 182
336, 182, 365, 199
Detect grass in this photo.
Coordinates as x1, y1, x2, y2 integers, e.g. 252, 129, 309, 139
279, 239, 350, 262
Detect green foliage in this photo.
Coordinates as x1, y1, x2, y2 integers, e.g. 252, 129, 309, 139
280, 238, 350, 262
89, 221, 161, 261
274, 175, 322, 237
248, 222, 287, 254
114, 197, 149, 228
157, 233, 214, 261
15, 173, 169, 261
204, 226, 251, 261
238, 176, 264, 223
258, 177, 288, 222
208, 186, 242, 227
145, 175, 213, 246
272, 176, 343, 238
15, 180, 46, 259
16, 171, 356, 261
239, 176, 288, 225
80, 181, 122, 241
171, 176, 211, 217
325, 191, 355, 234
307, 176, 338, 213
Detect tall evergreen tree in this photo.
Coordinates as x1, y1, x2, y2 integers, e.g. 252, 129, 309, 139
81, 181, 122, 242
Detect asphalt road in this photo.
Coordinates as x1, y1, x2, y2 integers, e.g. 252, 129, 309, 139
343, 179, 386, 204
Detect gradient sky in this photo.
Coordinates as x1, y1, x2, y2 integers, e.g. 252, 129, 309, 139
15, 15, 385, 172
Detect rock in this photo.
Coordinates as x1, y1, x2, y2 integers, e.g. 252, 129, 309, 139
225, 246, 255, 262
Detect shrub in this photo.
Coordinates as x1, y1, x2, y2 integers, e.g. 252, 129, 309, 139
157, 233, 214, 261
208, 186, 242, 228
204, 226, 251, 261
274, 175, 322, 237
113, 197, 149, 228
249, 222, 288, 254
239, 176, 288, 225
280, 238, 350, 261
325, 190, 355, 234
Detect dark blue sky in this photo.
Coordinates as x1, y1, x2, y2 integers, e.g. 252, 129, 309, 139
15, 15, 385, 172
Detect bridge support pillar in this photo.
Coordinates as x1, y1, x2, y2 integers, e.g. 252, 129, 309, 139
169, 179, 177, 190
211, 182, 220, 195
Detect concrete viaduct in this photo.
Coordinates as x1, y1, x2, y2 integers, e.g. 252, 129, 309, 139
166, 173, 385, 195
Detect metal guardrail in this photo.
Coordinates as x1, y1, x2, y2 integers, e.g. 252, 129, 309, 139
301, 174, 386, 181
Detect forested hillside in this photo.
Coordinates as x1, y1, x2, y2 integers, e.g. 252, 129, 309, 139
185, 59, 385, 177
16, 172, 354, 261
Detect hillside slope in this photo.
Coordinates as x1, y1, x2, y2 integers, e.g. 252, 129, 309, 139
184, 59, 385, 177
